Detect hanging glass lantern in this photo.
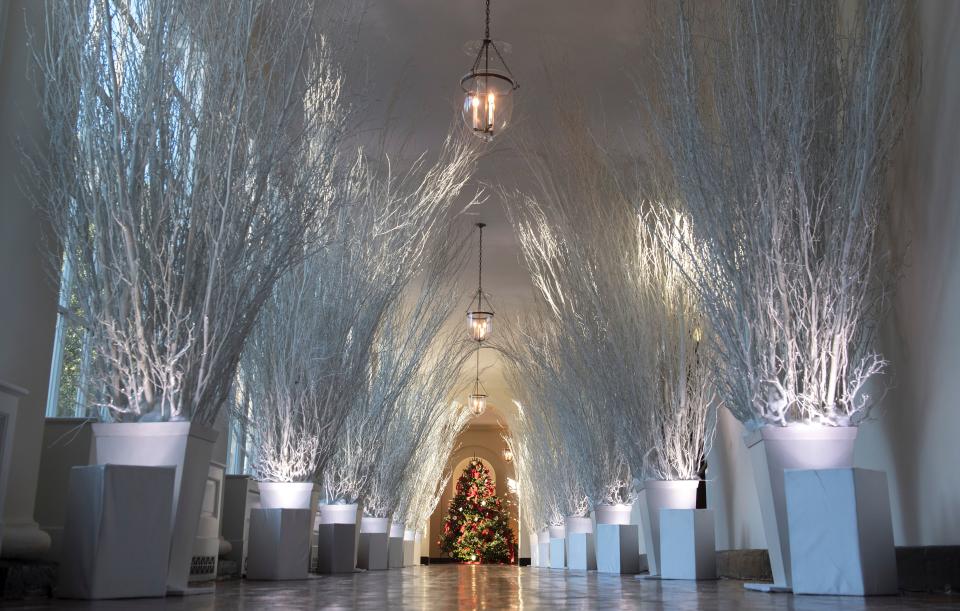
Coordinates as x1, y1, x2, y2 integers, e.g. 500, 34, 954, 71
467, 222, 494, 342
502, 447, 514, 463
460, 0, 518, 142
468, 346, 488, 417
468, 392, 488, 417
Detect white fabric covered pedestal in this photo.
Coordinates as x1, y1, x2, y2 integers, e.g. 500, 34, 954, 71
89, 421, 218, 594
58, 464, 175, 599
596, 524, 640, 574
402, 529, 416, 567
316, 503, 361, 574
529, 532, 539, 567
639, 481, 698, 576
388, 522, 405, 569
537, 528, 550, 569
246, 508, 311, 580
548, 525, 565, 569
358, 517, 390, 571
785, 468, 897, 596
744, 425, 857, 592
565, 516, 595, 571
659, 509, 716, 580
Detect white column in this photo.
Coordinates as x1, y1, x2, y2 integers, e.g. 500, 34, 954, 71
0, 1, 56, 559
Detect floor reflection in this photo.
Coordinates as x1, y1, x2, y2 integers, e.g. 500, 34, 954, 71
0, 565, 955, 610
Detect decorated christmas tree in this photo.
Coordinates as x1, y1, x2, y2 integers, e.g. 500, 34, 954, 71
438, 459, 516, 563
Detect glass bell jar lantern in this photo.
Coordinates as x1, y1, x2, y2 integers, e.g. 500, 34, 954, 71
468, 392, 488, 417
502, 446, 514, 463
467, 223, 494, 342
460, 0, 518, 142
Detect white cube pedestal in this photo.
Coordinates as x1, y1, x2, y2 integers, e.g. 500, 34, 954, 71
537, 540, 550, 568
596, 524, 640, 574
529, 533, 539, 566
785, 468, 897, 596
358, 533, 389, 571
316, 523, 359, 573
58, 465, 175, 599
402, 530, 416, 567
549, 538, 565, 568
388, 538, 404, 568
659, 509, 716, 580
567, 533, 596, 571
246, 508, 311, 580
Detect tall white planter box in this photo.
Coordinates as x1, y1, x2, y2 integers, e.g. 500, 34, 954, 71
221, 475, 260, 576
58, 465, 175, 599
90, 421, 218, 594
537, 528, 550, 569
414, 531, 424, 565
316, 503, 361, 573
660, 509, 716, 580
548, 524, 566, 569
785, 468, 897, 596
744, 425, 857, 592
246, 508, 311, 580
189, 461, 225, 582
388, 522, 405, 568
640, 480, 698, 576
594, 504, 639, 574
403, 528, 416, 566
358, 516, 391, 571
565, 516, 595, 571
529, 532, 539, 566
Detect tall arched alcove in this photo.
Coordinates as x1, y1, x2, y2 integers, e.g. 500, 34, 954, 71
427, 422, 522, 560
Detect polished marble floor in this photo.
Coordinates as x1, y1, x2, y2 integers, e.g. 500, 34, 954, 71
1, 565, 955, 610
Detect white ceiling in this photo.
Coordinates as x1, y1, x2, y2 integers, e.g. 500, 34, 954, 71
352, 0, 649, 425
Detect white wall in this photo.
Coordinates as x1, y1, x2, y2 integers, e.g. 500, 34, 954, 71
708, 1, 960, 550
0, 0, 56, 559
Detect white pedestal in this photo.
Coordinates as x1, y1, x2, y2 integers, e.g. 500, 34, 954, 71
785, 468, 897, 596
529, 533, 539, 566
537, 540, 550, 568
316, 503, 361, 573
659, 509, 716, 580
596, 524, 640, 574
359, 533, 390, 571
316, 523, 359, 573
221, 475, 260, 576
358, 517, 390, 571
90, 421, 218, 593
246, 508, 311, 581
567, 533, 596, 571
58, 465, 175, 599
549, 538, 565, 569
402, 529, 416, 567
189, 461, 225, 582
744, 425, 856, 591
639, 480, 698, 576
388, 538, 404, 568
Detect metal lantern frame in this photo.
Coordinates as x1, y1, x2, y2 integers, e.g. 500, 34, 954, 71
467, 222, 494, 342
468, 346, 488, 417
460, 0, 519, 140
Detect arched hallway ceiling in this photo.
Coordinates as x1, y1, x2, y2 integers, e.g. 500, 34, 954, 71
352, 0, 651, 417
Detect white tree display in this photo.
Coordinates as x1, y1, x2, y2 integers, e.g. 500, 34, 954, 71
33, 0, 353, 424
397, 401, 473, 531
500, 315, 593, 521
646, 0, 910, 428
317, 133, 481, 504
